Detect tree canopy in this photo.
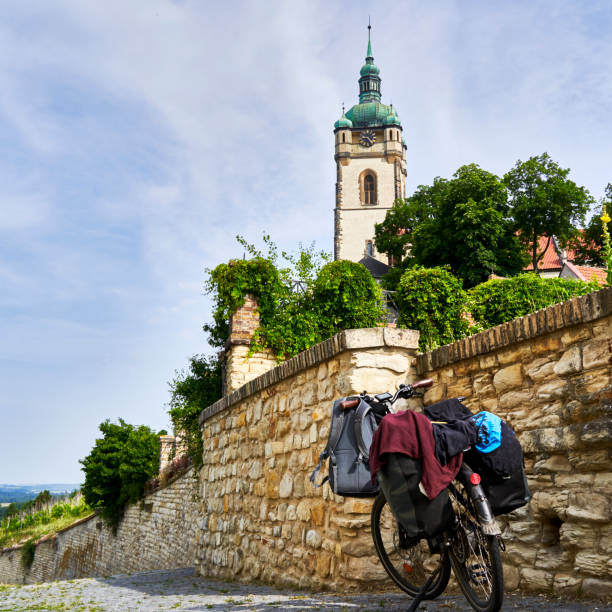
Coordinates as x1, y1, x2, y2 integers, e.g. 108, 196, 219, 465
570, 183, 611, 267
504, 153, 593, 272
168, 355, 222, 468
80, 419, 160, 529
376, 164, 527, 287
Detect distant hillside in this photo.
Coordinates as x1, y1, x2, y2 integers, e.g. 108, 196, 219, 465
0, 484, 81, 504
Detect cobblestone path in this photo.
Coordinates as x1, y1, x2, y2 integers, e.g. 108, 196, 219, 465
0, 568, 608, 611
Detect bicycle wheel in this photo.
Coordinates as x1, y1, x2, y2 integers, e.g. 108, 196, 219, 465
370, 492, 451, 598
448, 487, 504, 612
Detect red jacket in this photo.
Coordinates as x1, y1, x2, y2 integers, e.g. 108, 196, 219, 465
369, 410, 462, 499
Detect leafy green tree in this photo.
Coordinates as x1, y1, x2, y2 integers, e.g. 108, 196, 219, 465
374, 199, 413, 264
168, 355, 222, 469
467, 274, 599, 329
504, 153, 594, 273
80, 419, 160, 529
569, 183, 612, 267
312, 260, 386, 339
376, 165, 526, 287
395, 266, 469, 351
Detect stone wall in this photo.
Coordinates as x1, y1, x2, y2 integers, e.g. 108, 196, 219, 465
416, 288, 612, 599
196, 327, 421, 590
0, 468, 199, 585
196, 288, 612, 599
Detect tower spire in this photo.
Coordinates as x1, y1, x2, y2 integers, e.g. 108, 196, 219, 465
358, 21, 381, 103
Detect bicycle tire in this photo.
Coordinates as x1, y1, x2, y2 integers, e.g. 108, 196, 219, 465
448, 494, 504, 612
370, 492, 451, 598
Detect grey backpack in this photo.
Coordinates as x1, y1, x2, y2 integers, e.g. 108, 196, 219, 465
309, 397, 380, 497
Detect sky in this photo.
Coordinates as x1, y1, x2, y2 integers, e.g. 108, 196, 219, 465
1, 1, 611, 484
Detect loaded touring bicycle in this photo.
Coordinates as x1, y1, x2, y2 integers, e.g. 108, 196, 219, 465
311, 379, 530, 612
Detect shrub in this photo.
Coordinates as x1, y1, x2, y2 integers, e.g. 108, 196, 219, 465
80, 419, 160, 530
395, 266, 469, 351
312, 260, 386, 338
467, 274, 599, 329
168, 355, 222, 469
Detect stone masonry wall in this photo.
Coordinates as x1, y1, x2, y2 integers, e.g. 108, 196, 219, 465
416, 288, 612, 599
197, 288, 611, 600
196, 328, 421, 591
0, 469, 199, 585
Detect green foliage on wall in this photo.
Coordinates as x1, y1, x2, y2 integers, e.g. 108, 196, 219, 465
312, 260, 386, 339
168, 355, 222, 469
395, 266, 469, 351
203, 236, 385, 362
80, 419, 160, 530
466, 274, 600, 330
20, 538, 36, 571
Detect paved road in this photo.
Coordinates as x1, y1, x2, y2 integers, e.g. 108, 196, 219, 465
0, 568, 608, 612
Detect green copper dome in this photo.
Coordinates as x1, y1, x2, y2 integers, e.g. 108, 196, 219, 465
360, 62, 380, 77
334, 112, 353, 129
345, 101, 394, 128
383, 111, 401, 126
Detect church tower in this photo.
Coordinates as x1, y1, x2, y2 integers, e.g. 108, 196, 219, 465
333, 26, 407, 266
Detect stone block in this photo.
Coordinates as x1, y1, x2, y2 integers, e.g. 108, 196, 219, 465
383, 327, 419, 349
342, 499, 373, 514
560, 523, 598, 550
315, 551, 332, 577
498, 344, 532, 365
552, 573, 582, 594
574, 552, 610, 576
296, 500, 311, 522
525, 357, 554, 383
342, 328, 384, 350
279, 472, 293, 498
553, 345, 582, 377
583, 338, 612, 370
305, 529, 322, 549
519, 567, 553, 590
352, 351, 410, 373
581, 577, 612, 599
265, 472, 280, 499
568, 449, 610, 471
341, 535, 372, 557
533, 455, 572, 473
493, 364, 523, 393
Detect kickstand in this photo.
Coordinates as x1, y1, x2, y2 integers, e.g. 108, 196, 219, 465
405, 558, 443, 612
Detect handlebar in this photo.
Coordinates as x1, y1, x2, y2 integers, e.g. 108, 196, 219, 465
340, 379, 434, 411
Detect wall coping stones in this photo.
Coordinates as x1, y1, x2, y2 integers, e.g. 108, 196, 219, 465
416, 287, 612, 373
199, 327, 419, 425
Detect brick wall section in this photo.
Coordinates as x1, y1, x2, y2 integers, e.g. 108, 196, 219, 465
224, 294, 277, 393
416, 287, 612, 599
196, 328, 421, 591
0, 469, 199, 585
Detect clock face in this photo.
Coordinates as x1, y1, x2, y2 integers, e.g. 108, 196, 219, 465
359, 129, 376, 147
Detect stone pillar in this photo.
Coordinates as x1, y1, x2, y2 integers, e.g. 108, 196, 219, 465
159, 435, 176, 472
223, 294, 277, 394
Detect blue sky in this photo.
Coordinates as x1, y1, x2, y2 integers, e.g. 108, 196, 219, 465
1, 1, 610, 483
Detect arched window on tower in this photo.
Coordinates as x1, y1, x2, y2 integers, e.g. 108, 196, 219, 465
342, 132, 346, 143
364, 173, 376, 205
366, 240, 374, 257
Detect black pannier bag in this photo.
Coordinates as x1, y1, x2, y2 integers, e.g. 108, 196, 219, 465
310, 398, 380, 497
377, 454, 453, 539
463, 414, 531, 516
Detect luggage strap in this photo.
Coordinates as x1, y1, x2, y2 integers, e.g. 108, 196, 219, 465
353, 401, 373, 462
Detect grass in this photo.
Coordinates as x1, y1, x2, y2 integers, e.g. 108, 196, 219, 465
0, 512, 94, 549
